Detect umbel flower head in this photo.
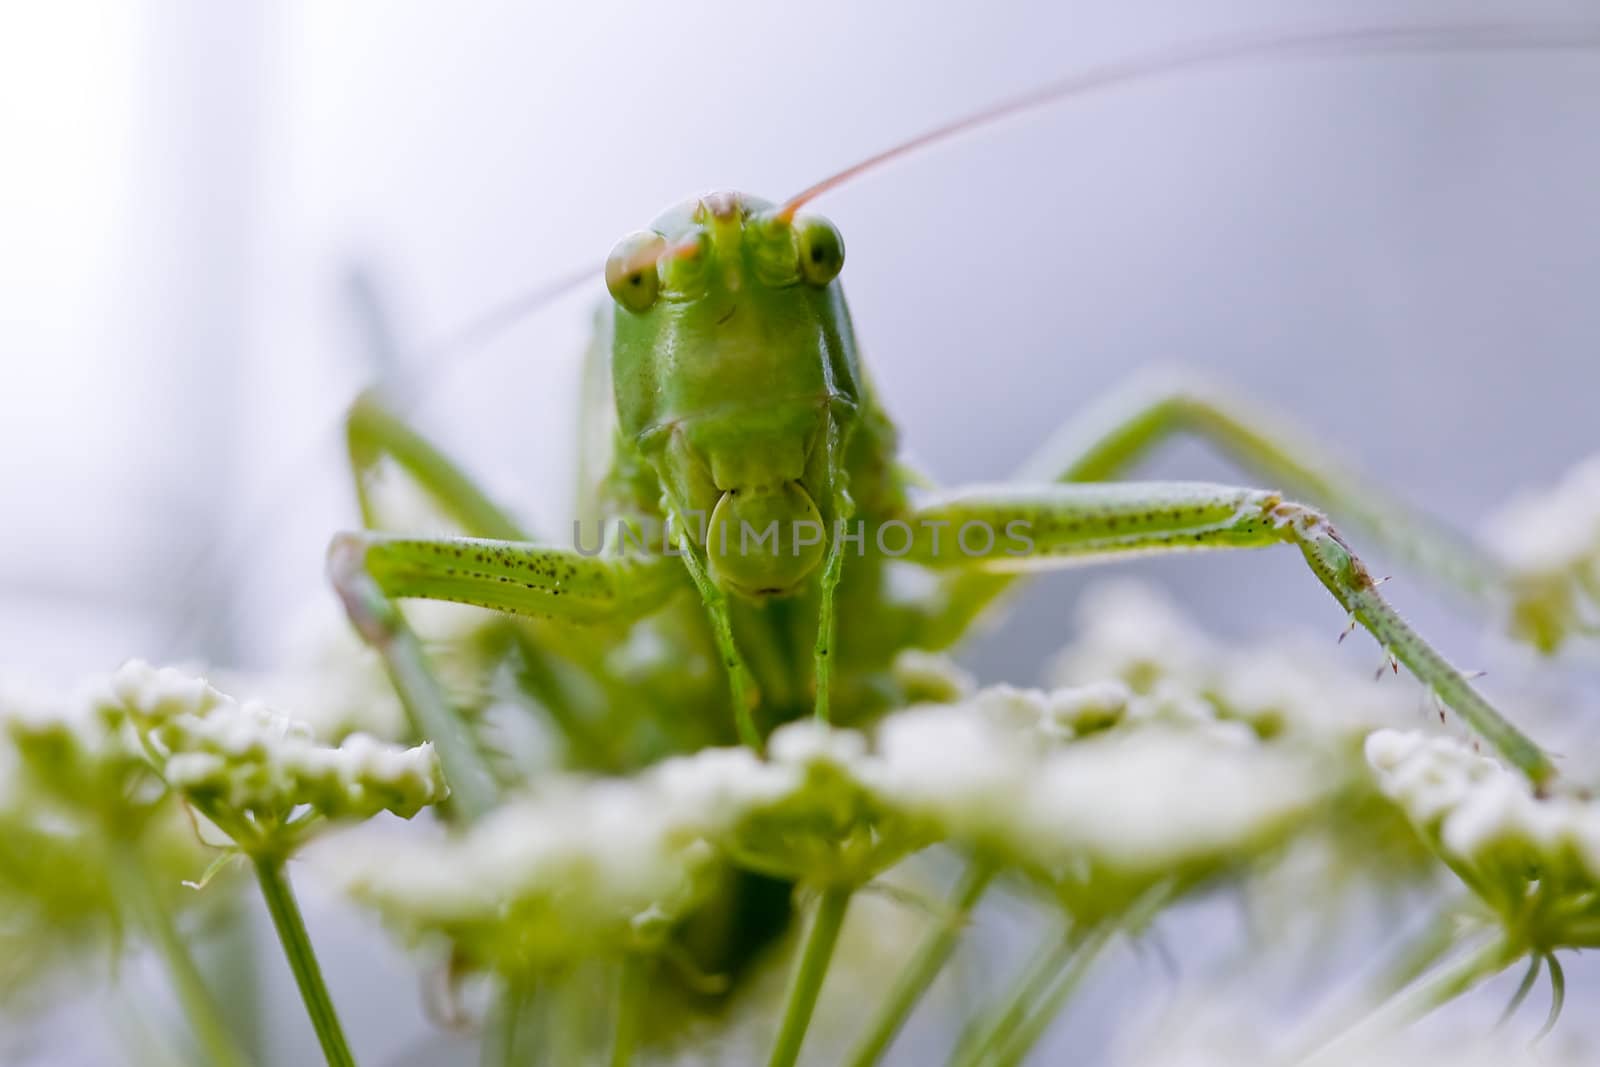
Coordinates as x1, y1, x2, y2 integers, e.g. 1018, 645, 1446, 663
323, 778, 722, 975
97, 660, 447, 856
326, 680, 1333, 977
1367, 728, 1600, 951
870, 684, 1327, 921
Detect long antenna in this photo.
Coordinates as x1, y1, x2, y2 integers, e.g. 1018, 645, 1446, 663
395, 264, 599, 401
777, 21, 1600, 219
411, 21, 1600, 363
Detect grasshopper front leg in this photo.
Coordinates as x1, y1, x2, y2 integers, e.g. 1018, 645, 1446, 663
905, 481, 1555, 786
328, 533, 687, 814
341, 390, 630, 805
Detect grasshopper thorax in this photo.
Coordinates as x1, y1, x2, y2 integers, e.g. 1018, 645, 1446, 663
605, 191, 862, 598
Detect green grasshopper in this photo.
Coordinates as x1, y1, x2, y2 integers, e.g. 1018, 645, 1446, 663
325, 23, 1591, 832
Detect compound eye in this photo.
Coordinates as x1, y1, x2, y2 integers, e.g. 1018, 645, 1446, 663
796, 217, 844, 286
605, 231, 665, 313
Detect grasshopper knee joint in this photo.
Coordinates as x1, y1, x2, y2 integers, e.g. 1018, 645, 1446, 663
327, 532, 403, 646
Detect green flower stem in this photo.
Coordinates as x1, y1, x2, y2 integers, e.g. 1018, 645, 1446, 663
1300, 935, 1517, 1063
481, 974, 536, 1067
551, 979, 584, 1067
212, 891, 269, 1065
610, 956, 643, 1067
989, 921, 1116, 1067
1283, 908, 1460, 1061
253, 856, 357, 1067
952, 925, 1080, 1067
1366, 934, 1518, 1029
110, 980, 194, 1067
767, 886, 853, 1067
957, 886, 1171, 1067
111, 841, 250, 1067
843, 862, 996, 1067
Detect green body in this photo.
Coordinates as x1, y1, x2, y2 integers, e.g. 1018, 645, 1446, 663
595, 192, 913, 731
609, 192, 874, 589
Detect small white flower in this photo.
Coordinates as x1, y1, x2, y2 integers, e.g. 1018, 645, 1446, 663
1365, 730, 1506, 828
98, 661, 447, 849
647, 745, 799, 837
1013, 728, 1320, 878
1042, 680, 1132, 735
1439, 773, 1566, 860
768, 719, 868, 770
868, 701, 1038, 842
890, 649, 977, 703
1366, 729, 1600, 937
106, 662, 221, 724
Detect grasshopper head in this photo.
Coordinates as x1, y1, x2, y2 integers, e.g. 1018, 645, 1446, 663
605, 191, 860, 598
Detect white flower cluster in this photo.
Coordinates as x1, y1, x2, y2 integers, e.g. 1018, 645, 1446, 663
1482, 454, 1600, 651
1366, 729, 1600, 928
325, 777, 720, 972
873, 692, 1321, 896
889, 649, 977, 704
99, 661, 447, 842
328, 684, 1326, 971
1051, 582, 1419, 743
0, 672, 147, 804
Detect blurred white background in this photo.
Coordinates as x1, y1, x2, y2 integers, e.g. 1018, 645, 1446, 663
2, 1, 1597, 1063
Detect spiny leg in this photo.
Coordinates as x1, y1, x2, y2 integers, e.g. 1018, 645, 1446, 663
812, 526, 848, 725
812, 427, 858, 724
905, 481, 1555, 785
939, 371, 1508, 637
